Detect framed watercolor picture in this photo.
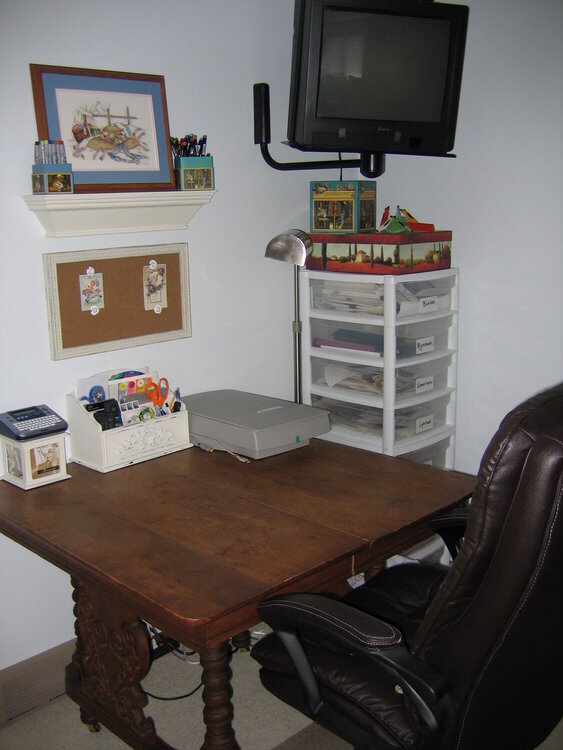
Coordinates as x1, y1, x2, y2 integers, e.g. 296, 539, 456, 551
30, 64, 175, 193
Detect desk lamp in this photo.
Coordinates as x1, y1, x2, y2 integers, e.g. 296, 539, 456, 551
265, 229, 312, 404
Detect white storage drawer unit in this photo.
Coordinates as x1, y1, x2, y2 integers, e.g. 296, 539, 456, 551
300, 268, 459, 465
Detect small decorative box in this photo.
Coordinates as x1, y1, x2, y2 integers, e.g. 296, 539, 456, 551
31, 163, 73, 194
310, 180, 377, 234
1, 432, 70, 490
305, 231, 452, 275
174, 156, 214, 191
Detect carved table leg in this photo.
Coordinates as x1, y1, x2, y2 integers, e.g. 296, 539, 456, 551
200, 642, 240, 750
66, 577, 174, 750
80, 706, 102, 732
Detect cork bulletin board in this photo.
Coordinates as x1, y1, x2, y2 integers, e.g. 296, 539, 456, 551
43, 243, 190, 359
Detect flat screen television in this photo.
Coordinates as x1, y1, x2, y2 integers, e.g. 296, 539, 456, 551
287, 0, 469, 163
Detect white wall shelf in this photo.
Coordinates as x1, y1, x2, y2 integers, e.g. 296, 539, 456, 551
22, 190, 216, 237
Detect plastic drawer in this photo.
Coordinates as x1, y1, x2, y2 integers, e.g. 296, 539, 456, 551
395, 316, 454, 359
311, 355, 452, 400
309, 274, 454, 318
310, 278, 387, 316
400, 438, 451, 468
310, 316, 453, 360
311, 393, 451, 440
396, 276, 455, 317
311, 358, 384, 395
311, 319, 384, 356
395, 357, 452, 399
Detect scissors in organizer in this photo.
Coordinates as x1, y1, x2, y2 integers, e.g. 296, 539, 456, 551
146, 378, 169, 413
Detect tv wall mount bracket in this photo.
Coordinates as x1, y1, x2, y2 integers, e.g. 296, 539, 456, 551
253, 82, 386, 179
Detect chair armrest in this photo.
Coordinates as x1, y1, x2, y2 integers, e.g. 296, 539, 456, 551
429, 505, 469, 558
258, 593, 448, 731
430, 506, 469, 529
259, 592, 403, 650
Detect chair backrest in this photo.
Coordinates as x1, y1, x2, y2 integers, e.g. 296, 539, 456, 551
412, 383, 563, 750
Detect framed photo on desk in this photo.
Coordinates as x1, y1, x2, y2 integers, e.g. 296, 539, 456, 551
30, 64, 175, 192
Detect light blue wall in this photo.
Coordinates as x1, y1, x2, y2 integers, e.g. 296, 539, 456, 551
0, 0, 561, 669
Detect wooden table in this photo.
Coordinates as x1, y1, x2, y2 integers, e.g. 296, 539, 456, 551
0, 440, 475, 750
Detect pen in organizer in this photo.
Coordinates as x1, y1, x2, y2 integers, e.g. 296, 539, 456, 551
170, 134, 209, 159
166, 387, 182, 413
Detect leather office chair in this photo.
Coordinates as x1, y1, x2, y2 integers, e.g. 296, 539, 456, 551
251, 383, 563, 750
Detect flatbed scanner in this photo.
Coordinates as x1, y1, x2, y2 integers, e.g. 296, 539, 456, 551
181, 389, 331, 459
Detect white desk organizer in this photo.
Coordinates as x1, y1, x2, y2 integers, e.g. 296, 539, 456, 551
66, 393, 191, 473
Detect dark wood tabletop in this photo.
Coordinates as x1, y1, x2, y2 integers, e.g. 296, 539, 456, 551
0, 439, 474, 649
0, 439, 475, 750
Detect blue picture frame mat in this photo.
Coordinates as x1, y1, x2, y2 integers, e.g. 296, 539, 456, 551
41, 71, 170, 185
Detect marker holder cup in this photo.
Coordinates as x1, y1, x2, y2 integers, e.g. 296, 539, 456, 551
174, 156, 214, 191
32, 163, 74, 194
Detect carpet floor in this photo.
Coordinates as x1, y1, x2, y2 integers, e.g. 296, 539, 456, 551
1, 640, 561, 750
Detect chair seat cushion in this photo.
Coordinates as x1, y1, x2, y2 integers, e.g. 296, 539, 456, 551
252, 630, 428, 749
345, 564, 449, 646
252, 564, 448, 747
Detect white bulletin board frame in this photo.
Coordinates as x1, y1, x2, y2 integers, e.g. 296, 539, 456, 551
43, 243, 190, 360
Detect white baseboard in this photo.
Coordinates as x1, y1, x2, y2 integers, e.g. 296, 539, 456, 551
0, 640, 75, 727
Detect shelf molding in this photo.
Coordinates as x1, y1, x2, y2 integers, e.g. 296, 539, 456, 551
22, 190, 216, 237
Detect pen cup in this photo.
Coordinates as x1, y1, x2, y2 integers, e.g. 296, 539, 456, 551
174, 156, 214, 191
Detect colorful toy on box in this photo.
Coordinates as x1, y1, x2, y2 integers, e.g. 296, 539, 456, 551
378, 205, 436, 233
305, 205, 451, 275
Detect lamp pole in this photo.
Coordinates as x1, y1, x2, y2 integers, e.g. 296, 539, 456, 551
293, 264, 302, 404
265, 229, 312, 405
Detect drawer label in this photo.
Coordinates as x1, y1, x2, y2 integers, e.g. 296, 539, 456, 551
415, 375, 434, 394
419, 295, 438, 313
415, 336, 435, 355
416, 414, 434, 433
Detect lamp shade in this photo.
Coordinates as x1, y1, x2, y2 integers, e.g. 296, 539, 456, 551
265, 229, 312, 266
